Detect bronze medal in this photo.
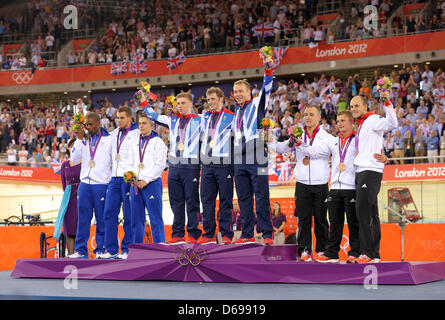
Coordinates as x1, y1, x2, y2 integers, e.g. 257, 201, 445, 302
302, 156, 310, 166
355, 150, 359, 157
338, 162, 346, 171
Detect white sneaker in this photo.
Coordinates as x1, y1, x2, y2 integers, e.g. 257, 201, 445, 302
371, 258, 381, 263
95, 252, 105, 259
100, 252, 118, 259
68, 252, 88, 259
117, 252, 128, 260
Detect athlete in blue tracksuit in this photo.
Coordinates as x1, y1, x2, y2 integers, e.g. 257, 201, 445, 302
232, 67, 275, 244
102, 106, 139, 259
199, 87, 235, 244
69, 112, 112, 258
141, 92, 203, 243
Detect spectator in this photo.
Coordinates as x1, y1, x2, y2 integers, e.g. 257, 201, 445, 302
7, 145, 17, 165
404, 129, 415, 164
18, 145, 28, 166
393, 129, 405, 164
425, 130, 439, 163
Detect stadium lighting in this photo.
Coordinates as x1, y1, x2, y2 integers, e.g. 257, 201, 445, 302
426, 61, 431, 65
393, 65, 398, 68
64, 92, 68, 94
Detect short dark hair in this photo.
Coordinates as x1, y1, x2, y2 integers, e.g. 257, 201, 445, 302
118, 106, 132, 117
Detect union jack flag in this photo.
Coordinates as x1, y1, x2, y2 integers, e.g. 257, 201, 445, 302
271, 47, 288, 69
276, 162, 291, 182
110, 61, 127, 75
51, 159, 61, 174
234, 26, 241, 46
251, 23, 274, 38
167, 51, 186, 70
129, 55, 148, 74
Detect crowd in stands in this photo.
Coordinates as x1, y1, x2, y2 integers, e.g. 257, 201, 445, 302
2, 0, 445, 70
1, 62, 445, 167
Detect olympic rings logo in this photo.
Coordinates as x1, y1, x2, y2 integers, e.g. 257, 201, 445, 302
12, 71, 34, 85
340, 235, 350, 255
173, 247, 207, 267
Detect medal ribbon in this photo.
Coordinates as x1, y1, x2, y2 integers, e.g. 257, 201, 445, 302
338, 133, 353, 163
209, 109, 224, 141
178, 116, 192, 146
89, 132, 102, 162
139, 134, 151, 164
303, 125, 319, 146
116, 127, 130, 154
236, 106, 247, 132
355, 112, 374, 151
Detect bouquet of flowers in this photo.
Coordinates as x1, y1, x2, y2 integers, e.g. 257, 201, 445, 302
134, 81, 158, 102
376, 77, 392, 103
70, 113, 88, 137
123, 171, 138, 195
260, 118, 275, 143
259, 46, 274, 70
287, 125, 304, 148
165, 95, 179, 117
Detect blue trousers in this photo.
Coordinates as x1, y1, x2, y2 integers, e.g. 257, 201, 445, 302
103, 177, 132, 254
200, 165, 234, 239
168, 166, 202, 239
75, 182, 108, 256
234, 164, 273, 239
129, 178, 164, 243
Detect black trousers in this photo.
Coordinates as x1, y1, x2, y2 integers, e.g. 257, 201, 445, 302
294, 182, 329, 255
325, 189, 360, 259
355, 170, 383, 259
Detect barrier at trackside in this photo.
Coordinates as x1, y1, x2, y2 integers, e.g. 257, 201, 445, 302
1, 223, 444, 271
1, 163, 444, 185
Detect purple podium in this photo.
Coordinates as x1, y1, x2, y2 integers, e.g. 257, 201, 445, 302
11, 243, 445, 285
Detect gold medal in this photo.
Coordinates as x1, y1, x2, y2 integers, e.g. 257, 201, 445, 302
236, 131, 242, 140
209, 140, 216, 149
89, 160, 95, 168
138, 163, 145, 170
302, 156, 310, 166
115, 154, 120, 161
338, 162, 346, 171
177, 142, 184, 151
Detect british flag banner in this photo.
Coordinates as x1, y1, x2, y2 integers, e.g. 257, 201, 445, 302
51, 159, 61, 174
251, 23, 275, 38
110, 61, 127, 75
129, 56, 148, 74
167, 51, 186, 70
234, 26, 241, 45
271, 47, 288, 68
276, 162, 292, 182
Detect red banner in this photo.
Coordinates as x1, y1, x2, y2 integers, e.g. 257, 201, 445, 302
1, 31, 444, 87
0, 165, 60, 183
382, 163, 445, 182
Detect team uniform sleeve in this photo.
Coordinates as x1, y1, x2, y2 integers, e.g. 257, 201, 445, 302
141, 100, 171, 128
257, 69, 274, 112
70, 139, 85, 164
372, 102, 398, 132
